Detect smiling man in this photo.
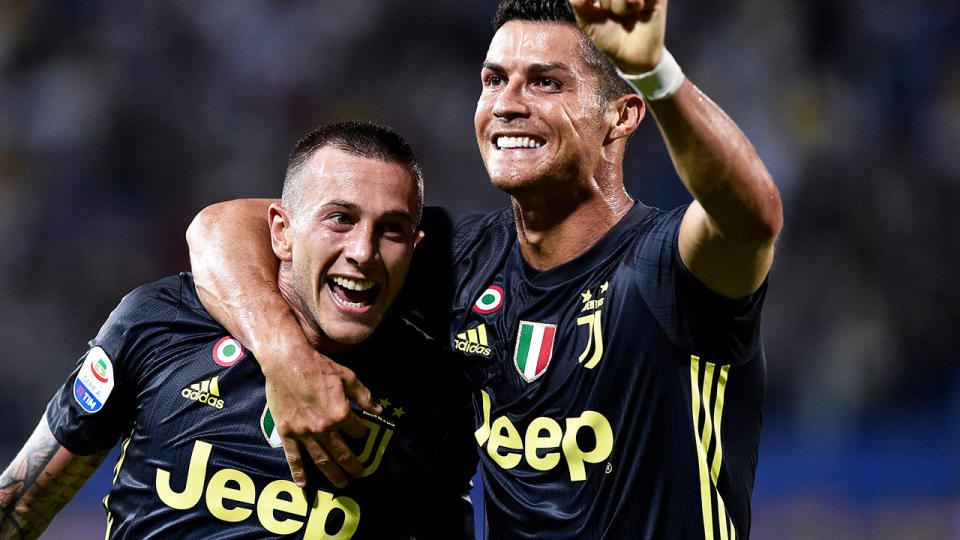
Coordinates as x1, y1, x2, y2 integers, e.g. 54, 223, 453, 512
186, 1, 782, 538
0, 121, 475, 539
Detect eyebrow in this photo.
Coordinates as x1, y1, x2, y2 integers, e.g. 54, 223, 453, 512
321, 201, 415, 223
381, 210, 416, 225
321, 200, 361, 213
481, 61, 506, 75
481, 61, 574, 78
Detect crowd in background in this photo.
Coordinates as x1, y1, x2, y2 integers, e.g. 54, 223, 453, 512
2, 1, 958, 537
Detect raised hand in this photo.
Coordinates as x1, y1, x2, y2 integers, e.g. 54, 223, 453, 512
568, 0, 668, 74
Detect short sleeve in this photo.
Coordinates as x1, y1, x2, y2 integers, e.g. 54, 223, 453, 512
634, 206, 767, 366
45, 276, 185, 454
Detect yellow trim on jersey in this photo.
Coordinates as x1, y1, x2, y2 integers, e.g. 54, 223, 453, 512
112, 434, 133, 482
105, 432, 134, 539
690, 356, 735, 540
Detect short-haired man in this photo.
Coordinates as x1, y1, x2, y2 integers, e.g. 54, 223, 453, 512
188, 1, 783, 537
0, 121, 475, 539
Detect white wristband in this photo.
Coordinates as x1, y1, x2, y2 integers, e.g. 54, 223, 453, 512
617, 48, 684, 101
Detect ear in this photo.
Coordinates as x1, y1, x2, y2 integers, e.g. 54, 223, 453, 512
413, 229, 425, 249
268, 203, 294, 262
605, 93, 645, 143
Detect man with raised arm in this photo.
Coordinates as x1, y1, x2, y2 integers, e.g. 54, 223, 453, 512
188, 0, 782, 537
0, 122, 475, 539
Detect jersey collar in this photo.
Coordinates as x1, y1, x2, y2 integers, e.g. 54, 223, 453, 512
513, 201, 657, 288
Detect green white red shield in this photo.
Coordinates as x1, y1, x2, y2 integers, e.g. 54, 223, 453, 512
514, 321, 556, 382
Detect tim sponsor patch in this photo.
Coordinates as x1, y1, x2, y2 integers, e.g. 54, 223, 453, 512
73, 346, 115, 413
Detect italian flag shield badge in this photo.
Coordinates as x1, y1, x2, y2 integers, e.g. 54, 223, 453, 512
514, 321, 556, 382
261, 405, 282, 448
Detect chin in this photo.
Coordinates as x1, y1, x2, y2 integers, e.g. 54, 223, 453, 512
324, 316, 382, 346
490, 176, 548, 199
489, 169, 535, 190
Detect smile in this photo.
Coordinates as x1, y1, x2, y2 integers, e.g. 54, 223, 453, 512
327, 275, 379, 310
495, 136, 545, 149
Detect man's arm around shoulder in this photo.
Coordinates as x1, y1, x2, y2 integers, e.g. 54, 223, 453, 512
186, 199, 381, 488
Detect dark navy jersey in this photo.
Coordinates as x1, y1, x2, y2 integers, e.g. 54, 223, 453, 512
410, 202, 766, 539
46, 273, 476, 539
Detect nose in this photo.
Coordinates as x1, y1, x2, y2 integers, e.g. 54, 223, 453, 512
343, 224, 378, 267
492, 80, 529, 122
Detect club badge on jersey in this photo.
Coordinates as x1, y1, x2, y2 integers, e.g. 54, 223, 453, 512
576, 281, 609, 370
260, 398, 403, 478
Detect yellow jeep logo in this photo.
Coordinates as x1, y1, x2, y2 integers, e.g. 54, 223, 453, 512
474, 390, 613, 481
156, 440, 360, 538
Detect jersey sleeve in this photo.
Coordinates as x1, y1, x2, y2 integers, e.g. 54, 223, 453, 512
45, 276, 186, 455
635, 206, 767, 366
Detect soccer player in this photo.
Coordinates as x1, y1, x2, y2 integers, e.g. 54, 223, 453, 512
187, 1, 782, 538
0, 122, 476, 539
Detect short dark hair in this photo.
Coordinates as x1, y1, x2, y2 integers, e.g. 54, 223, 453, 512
282, 120, 424, 223
492, 0, 635, 105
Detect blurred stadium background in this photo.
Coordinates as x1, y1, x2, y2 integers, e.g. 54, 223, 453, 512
1, 1, 958, 538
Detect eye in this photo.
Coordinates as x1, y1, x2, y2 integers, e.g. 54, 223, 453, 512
380, 221, 410, 241
484, 74, 505, 88
534, 77, 561, 90
328, 213, 354, 226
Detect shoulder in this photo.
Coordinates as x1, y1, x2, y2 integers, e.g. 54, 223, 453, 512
94, 273, 217, 360
618, 203, 687, 264
416, 206, 514, 262
445, 207, 514, 268
630, 203, 684, 239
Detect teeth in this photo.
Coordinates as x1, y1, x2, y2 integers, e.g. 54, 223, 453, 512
332, 294, 364, 309
331, 276, 375, 291
497, 136, 543, 149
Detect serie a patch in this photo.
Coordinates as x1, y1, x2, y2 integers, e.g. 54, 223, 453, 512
73, 346, 115, 413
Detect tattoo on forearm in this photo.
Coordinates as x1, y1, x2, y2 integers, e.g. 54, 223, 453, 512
0, 422, 107, 539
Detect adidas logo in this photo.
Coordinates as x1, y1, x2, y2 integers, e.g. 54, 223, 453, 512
454, 324, 492, 357
181, 376, 225, 409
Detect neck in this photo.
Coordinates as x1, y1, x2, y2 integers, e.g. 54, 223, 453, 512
511, 166, 633, 270
276, 264, 353, 354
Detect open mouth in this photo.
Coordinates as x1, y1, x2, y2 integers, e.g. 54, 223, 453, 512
495, 135, 545, 150
328, 276, 379, 310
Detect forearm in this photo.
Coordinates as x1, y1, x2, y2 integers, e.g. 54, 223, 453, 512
0, 420, 106, 539
186, 198, 304, 359
187, 198, 377, 483
648, 80, 782, 245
